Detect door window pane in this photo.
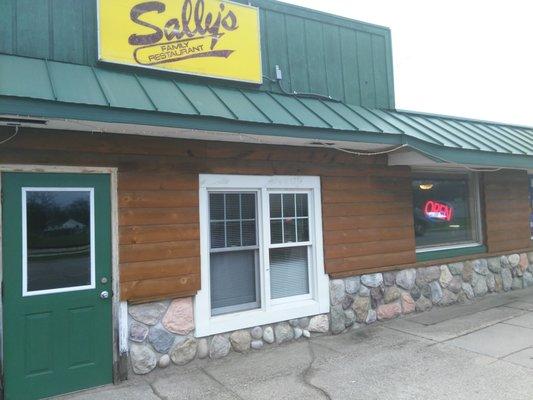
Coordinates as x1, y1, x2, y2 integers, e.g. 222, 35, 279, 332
25, 190, 92, 293
412, 175, 478, 247
210, 250, 259, 315
270, 246, 309, 299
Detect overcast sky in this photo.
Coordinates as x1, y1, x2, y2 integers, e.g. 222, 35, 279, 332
283, 0, 533, 127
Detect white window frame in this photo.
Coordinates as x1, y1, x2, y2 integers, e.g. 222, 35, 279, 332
412, 170, 483, 253
21, 187, 96, 297
195, 174, 329, 337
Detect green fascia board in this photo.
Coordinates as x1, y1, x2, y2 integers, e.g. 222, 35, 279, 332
416, 245, 487, 262
3, 96, 533, 170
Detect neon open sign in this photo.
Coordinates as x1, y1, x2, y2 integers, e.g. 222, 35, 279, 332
424, 200, 453, 221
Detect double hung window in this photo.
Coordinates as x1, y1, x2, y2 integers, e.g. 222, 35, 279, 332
196, 175, 329, 336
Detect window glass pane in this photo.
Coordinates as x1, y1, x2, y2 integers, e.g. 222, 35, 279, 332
242, 220, 256, 246
209, 193, 224, 220
226, 221, 241, 247
209, 192, 257, 250
270, 246, 309, 299
210, 250, 259, 315
210, 222, 225, 248
283, 218, 296, 243
241, 194, 256, 219
529, 177, 533, 237
282, 194, 295, 217
297, 218, 309, 242
270, 220, 283, 244
270, 194, 282, 218
26, 190, 92, 292
412, 176, 476, 247
225, 193, 240, 220
296, 194, 308, 217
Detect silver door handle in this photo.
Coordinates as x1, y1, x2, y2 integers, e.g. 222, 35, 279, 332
100, 290, 110, 299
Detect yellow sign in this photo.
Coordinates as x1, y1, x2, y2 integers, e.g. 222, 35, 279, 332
98, 0, 262, 83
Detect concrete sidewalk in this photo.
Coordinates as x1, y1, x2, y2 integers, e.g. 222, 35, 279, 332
61, 288, 533, 400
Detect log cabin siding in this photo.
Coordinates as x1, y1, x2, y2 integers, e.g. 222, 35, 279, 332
483, 170, 532, 253
0, 128, 531, 302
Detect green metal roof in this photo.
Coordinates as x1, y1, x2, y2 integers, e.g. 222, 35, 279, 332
1, 54, 533, 168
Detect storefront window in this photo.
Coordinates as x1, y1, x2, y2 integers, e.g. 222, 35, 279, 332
412, 172, 481, 249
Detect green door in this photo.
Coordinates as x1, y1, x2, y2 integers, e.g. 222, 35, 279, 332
2, 172, 113, 400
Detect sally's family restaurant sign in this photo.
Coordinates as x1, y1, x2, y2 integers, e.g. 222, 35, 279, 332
98, 0, 262, 83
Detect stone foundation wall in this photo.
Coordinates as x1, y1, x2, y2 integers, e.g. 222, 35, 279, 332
127, 252, 533, 375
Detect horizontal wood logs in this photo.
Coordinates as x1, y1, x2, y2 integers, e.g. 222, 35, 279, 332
1, 127, 531, 302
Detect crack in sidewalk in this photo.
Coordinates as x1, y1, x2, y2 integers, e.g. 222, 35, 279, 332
200, 367, 246, 400
149, 381, 169, 400
300, 341, 332, 400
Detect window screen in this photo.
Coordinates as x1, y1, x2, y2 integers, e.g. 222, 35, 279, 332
412, 174, 479, 248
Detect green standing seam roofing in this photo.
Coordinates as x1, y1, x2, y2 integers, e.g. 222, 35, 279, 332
1, 54, 533, 168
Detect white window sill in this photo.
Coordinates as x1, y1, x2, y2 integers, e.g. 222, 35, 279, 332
194, 297, 329, 337
416, 242, 483, 254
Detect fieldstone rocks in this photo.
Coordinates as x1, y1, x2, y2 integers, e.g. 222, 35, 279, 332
512, 277, 523, 290
263, 327, 275, 344
410, 285, 421, 301
401, 292, 415, 314
170, 337, 197, 365
129, 321, 149, 343
472, 273, 488, 297
370, 286, 384, 303
342, 295, 354, 310
440, 289, 458, 306
448, 276, 462, 294
308, 315, 329, 333
473, 259, 489, 276
439, 265, 453, 288
415, 296, 432, 312
384, 286, 401, 303
162, 298, 194, 335
361, 273, 383, 288
130, 343, 157, 374
462, 262, 474, 283
359, 285, 371, 297
462, 282, 474, 300
509, 254, 520, 268
383, 271, 396, 286
343, 309, 356, 327
502, 268, 513, 291
289, 319, 299, 327
429, 281, 443, 303
501, 256, 511, 269
209, 335, 231, 359
519, 254, 529, 273
524, 272, 533, 287
448, 262, 464, 275
197, 338, 209, 359
416, 266, 440, 286
148, 325, 176, 354
330, 279, 345, 305
486, 273, 496, 292
298, 317, 310, 329
129, 302, 167, 326
251, 340, 264, 350
230, 330, 251, 352
365, 309, 377, 324
377, 302, 401, 320
275, 322, 294, 343
330, 306, 345, 334
158, 354, 170, 368
396, 268, 416, 290
487, 257, 501, 273
294, 327, 304, 339
250, 326, 263, 340
345, 276, 361, 294
303, 330, 311, 338
494, 274, 503, 292
352, 296, 370, 322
